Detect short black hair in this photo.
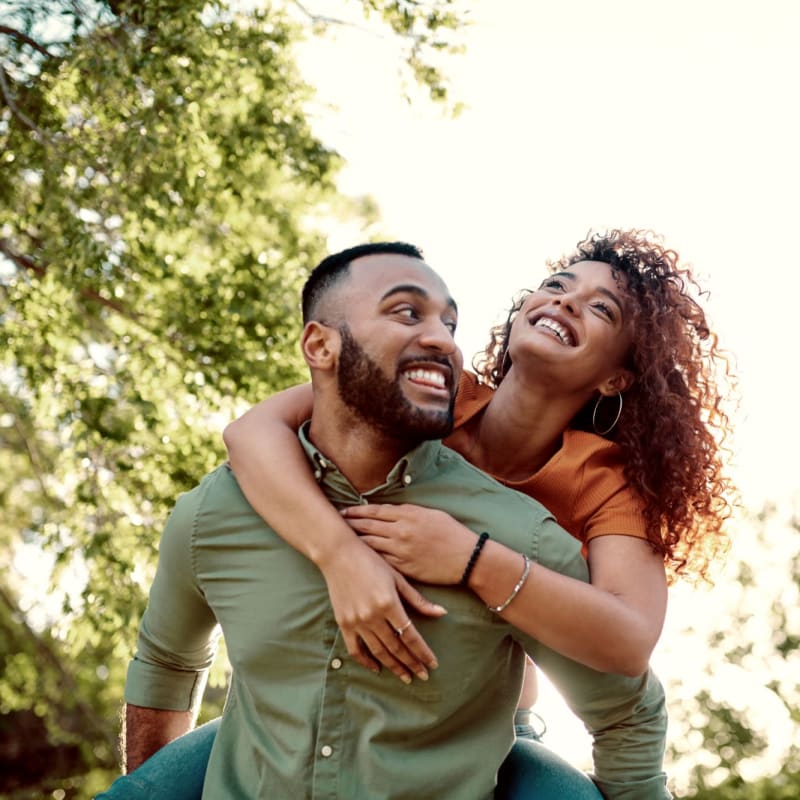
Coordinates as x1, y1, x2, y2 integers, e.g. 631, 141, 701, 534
302, 242, 424, 323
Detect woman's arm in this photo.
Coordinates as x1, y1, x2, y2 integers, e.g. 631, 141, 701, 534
342, 503, 667, 676
223, 386, 445, 683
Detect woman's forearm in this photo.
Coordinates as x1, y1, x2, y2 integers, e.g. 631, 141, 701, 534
468, 536, 667, 677
343, 503, 667, 676
223, 385, 358, 566
223, 386, 445, 681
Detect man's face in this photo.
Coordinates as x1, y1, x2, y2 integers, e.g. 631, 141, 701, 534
334, 255, 462, 442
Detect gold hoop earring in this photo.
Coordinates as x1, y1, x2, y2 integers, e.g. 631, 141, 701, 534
592, 392, 623, 436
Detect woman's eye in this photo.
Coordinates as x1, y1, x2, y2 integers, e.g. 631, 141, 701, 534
541, 278, 565, 291
593, 302, 614, 320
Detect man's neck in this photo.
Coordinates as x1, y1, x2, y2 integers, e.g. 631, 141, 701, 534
307, 410, 416, 494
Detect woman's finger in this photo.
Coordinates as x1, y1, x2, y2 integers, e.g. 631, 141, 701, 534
344, 517, 392, 537
343, 631, 381, 675
356, 627, 425, 684
395, 574, 447, 619
359, 534, 395, 555
342, 503, 403, 521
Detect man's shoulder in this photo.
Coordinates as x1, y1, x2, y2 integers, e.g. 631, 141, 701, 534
171, 463, 248, 519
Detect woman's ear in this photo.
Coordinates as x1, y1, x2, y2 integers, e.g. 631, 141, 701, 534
301, 321, 339, 371
598, 367, 634, 397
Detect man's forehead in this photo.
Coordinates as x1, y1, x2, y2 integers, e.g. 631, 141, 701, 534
348, 254, 454, 302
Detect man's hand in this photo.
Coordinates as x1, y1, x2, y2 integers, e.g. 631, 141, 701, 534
317, 538, 446, 684
124, 704, 194, 773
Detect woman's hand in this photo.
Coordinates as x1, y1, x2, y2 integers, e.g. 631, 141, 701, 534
341, 503, 478, 585
317, 536, 447, 683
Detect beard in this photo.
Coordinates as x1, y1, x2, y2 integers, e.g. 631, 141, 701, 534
336, 324, 455, 443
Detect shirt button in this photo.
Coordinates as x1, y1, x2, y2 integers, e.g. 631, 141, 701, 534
320, 745, 333, 758
403, 474, 412, 485
314, 469, 322, 480
330, 658, 343, 670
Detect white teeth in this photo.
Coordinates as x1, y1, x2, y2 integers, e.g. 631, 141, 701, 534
404, 369, 446, 388
534, 317, 574, 346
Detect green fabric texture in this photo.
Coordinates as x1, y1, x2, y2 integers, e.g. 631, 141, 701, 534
126, 428, 670, 799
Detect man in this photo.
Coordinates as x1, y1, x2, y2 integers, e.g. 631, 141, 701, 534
118, 243, 670, 798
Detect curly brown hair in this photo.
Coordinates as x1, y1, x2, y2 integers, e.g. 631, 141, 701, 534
473, 229, 736, 583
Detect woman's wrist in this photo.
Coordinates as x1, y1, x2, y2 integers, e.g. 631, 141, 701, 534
305, 517, 364, 569
466, 540, 528, 608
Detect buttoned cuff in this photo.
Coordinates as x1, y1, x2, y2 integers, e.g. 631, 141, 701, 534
124, 657, 207, 712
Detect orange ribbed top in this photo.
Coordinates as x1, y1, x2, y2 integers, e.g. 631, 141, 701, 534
445, 372, 646, 545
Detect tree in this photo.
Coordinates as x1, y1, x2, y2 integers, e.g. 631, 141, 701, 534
665, 503, 800, 798
0, 1, 466, 794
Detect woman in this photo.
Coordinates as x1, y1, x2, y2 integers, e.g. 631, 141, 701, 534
101, 229, 734, 798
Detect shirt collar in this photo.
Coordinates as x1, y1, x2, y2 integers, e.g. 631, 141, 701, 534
298, 422, 444, 501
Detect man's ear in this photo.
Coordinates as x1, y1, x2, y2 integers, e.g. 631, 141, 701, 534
301, 321, 339, 371
598, 367, 634, 397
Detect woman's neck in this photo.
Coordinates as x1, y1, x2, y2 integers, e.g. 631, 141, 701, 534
460, 373, 582, 483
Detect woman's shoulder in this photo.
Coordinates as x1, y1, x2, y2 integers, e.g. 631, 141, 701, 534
560, 428, 625, 466
556, 429, 634, 492
557, 430, 646, 540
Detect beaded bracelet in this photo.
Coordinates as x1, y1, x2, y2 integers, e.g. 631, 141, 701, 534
488, 554, 531, 613
460, 531, 490, 586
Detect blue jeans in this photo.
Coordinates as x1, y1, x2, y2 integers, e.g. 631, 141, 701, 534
96, 715, 602, 799
95, 718, 219, 800
496, 737, 603, 799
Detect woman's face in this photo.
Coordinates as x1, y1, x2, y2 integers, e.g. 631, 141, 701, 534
508, 259, 635, 394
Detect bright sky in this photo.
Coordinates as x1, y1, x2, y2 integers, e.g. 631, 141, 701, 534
298, 0, 800, 507
295, 0, 800, 789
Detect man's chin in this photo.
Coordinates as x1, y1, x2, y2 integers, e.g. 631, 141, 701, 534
403, 409, 455, 441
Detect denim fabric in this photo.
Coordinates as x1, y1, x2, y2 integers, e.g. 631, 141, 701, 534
96, 715, 602, 800
513, 708, 546, 742
95, 718, 219, 800
496, 737, 604, 800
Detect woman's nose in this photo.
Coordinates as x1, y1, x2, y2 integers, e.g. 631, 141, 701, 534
553, 294, 578, 315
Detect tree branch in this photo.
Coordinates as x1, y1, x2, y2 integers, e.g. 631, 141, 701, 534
0, 238, 141, 320
0, 238, 46, 279
0, 66, 53, 145
0, 582, 118, 751
0, 24, 55, 58
289, 0, 380, 37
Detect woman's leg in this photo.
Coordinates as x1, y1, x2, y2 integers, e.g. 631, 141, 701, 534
95, 717, 220, 800
495, 737, 604, 800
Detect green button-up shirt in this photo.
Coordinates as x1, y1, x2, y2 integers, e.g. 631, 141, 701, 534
126, 429, 670, 799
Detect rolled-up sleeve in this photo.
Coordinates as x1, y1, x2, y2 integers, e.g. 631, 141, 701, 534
522, 517, 671, 800
125, 481, 220, 712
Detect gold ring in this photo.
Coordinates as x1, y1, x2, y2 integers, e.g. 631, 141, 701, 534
394, 620, 412, 637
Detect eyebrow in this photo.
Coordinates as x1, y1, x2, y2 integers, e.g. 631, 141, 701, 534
380, 284, 458, 315
550, 271, 625, 318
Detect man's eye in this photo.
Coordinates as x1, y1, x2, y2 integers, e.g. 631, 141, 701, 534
395, 306, 419, 320
444, 320, 457, 334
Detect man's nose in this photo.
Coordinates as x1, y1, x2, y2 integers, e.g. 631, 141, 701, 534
419, 318, 457, 352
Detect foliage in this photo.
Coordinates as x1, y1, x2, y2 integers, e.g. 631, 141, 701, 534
667, 503, 800, 798
0, 0, 467, 794
682, 770, 800, 799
